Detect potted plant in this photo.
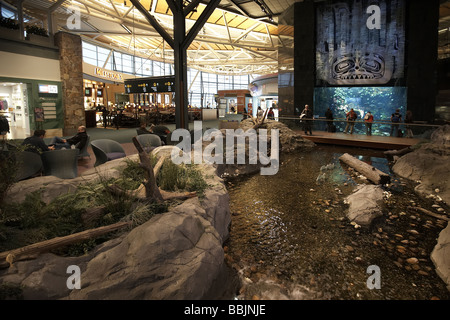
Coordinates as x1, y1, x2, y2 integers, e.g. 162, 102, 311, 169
0, 17, 19, 30
0, 17, 20, 39
25, 25, 49, 37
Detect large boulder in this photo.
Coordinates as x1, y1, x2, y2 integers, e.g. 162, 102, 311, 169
345, 184, 385, 227
0, 148, 235, 299
392, 125, 450, 204
215, 119, 315, 178
5, 155, 139, 204
431, 222, 450, 291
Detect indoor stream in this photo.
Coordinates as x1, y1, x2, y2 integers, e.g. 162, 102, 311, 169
224, 145, 450, 300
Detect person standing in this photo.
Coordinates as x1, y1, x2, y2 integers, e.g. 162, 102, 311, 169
325, 107, 334, 132
364, 111, 374, 136
404, 110, 413, 138
390, 109, 402, 137
344, 108, 358, 134
257, 106, 264, 119
300, 104, 313, 135
267, 107, 275, 120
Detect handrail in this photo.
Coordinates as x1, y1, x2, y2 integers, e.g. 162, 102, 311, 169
277, 116, 445, 128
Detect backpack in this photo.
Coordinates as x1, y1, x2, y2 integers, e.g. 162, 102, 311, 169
392, 113, 401, 123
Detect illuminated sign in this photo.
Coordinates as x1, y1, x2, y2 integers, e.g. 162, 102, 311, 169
124, 76, 175, 93
95, 67, 124, 81
38, 84, 58, 94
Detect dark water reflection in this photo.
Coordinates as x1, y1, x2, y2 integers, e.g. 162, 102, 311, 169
225, 145, 450, 300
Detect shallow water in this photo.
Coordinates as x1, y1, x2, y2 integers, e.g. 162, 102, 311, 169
224, 145, 450, 300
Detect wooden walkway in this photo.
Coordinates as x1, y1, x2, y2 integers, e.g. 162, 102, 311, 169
295, 130, 425, 150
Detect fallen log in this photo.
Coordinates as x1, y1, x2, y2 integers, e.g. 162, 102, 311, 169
407, 206, 450, 222
383, 147, 413, 161
159, 190, 197, 201
0, 221, 132, 267
339, 153, 391, 185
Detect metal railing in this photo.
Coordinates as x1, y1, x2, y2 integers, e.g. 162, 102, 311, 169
277, 116, 445, 138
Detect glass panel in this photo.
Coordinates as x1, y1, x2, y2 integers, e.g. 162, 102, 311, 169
142, 60, 152, 76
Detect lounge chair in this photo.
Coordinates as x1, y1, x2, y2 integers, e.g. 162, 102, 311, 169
90, 139, 126, 167
135, 134, 161, 153
77, 135, 91, 159
41, 148, 79, 179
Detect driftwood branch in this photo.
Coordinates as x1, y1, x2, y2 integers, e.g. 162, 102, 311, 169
0, 221, 131, 267
253, 109, 269, 130
132, 136, 164, 202
407, 206, 450, 222
339, 153, 390, 185
159, 190, 197, 201
384, 147, 413, 161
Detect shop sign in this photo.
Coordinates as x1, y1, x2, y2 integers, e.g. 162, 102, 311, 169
95, 68, 123, 81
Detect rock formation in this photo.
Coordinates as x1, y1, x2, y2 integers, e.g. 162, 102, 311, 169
0, 147, 236, 299
391, 125, 450, 291
345, 184, 385, 227
392, 125, 450, 204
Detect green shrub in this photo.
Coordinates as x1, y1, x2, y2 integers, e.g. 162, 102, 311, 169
158, 159, 209, 196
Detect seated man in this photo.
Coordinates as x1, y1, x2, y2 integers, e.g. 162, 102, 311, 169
136, 123, 152, 135
50, 126, 88, 150
22, 129, 55, 153
149, 124, 171, 145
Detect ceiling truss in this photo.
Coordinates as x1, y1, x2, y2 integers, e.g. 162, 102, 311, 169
6, 0, 290, 75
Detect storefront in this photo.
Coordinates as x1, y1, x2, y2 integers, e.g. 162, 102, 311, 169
83, 63, 130, 127
216, 89, 251, 117
0, 78, 63, 140
248, 73, 279, 119
0, 43, 64, 139
0, 82, 30, 139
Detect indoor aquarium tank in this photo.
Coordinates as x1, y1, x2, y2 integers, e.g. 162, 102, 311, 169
313, 87, 407, 136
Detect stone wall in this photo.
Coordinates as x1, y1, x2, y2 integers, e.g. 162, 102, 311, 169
54, 31, 85, 136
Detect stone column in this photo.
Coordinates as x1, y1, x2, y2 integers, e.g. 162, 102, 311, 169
54, 31, 85, 136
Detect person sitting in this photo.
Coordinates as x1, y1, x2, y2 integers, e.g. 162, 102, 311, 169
49, 125, 88, 150
22, 129, 55, 154
149, 124, 171, 145
136, 123, 152, 135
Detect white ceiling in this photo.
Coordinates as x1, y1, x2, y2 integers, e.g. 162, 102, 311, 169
4, 0, 298, 75
3, 0, 448, 74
